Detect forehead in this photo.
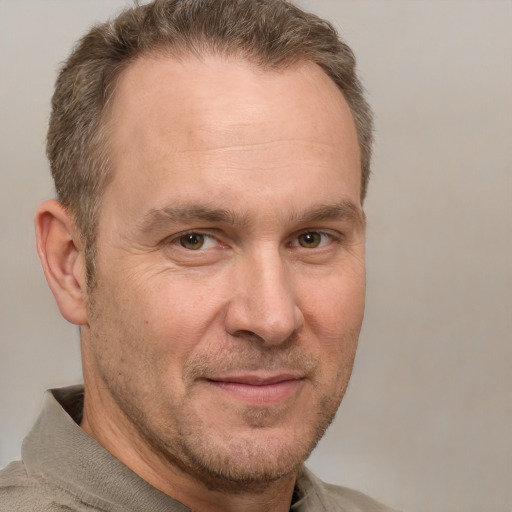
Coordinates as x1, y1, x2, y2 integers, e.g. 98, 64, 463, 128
109, 54, 358, 154
102, 54, 361, 213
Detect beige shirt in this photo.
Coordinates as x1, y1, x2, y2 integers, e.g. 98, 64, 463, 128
0, 386, 399, 512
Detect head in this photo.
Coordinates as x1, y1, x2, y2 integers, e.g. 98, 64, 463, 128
46, 0, 373, 287
37, 0, 372, 501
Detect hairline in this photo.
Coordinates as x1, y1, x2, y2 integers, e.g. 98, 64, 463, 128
91, 45, 365, 218
79, 47, 368, 289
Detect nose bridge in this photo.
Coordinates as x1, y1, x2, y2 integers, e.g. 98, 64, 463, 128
225, 245, 303, 345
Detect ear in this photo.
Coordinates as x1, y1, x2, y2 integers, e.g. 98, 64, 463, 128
35, 199, 88, 326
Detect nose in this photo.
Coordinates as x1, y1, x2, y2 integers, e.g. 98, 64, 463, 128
224, 249, 305, 345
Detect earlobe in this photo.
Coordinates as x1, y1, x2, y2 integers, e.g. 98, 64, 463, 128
35, 199, 88, 326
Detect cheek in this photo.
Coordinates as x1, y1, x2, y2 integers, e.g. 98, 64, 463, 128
121, 272, 227, 361
302, 268, 365, 335
300, 269, 365, 381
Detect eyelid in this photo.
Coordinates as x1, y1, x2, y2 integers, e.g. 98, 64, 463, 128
168, 230, 222, 249
164, 227, 343, 249
289, 229, 342, 248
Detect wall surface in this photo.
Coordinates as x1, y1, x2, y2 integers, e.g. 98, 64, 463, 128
1, 1, 511, 511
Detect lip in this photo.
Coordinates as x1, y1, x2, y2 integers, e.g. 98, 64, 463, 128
204, 373, 305, 406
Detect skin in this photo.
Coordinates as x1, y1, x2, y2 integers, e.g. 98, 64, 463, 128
36, 55, 366, 512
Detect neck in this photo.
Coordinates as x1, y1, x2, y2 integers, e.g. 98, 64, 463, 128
80, 379, 298, 512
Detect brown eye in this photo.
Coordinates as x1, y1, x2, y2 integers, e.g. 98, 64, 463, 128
297, 232, 322, 248
179, 233, 205, 250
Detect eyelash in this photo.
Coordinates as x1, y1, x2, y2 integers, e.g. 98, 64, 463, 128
167, 229, 341, 251
291, 230, 337, 249
169, 230, 220, 250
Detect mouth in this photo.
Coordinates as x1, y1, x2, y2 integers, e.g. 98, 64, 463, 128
203, 372, 305, 406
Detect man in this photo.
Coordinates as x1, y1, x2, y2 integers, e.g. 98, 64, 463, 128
0, 1, 398, 511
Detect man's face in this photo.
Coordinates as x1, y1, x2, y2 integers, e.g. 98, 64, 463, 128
82, 55, 365, 488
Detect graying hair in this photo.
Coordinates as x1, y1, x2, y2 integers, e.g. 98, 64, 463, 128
47, 0, 373, 285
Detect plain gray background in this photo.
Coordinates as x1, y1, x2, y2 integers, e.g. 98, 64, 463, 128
1, 1, 511, 511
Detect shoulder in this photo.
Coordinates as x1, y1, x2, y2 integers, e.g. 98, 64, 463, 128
322, 481, 401, 512
297, 467, 402, 512
0, 461, 88, 512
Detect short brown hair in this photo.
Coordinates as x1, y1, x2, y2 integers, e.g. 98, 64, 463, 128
47, 0, 373, 285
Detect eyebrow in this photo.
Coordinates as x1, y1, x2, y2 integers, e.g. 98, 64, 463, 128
139, 205, 250, 233
139, 200, 365, 234
288, 201, 366, 227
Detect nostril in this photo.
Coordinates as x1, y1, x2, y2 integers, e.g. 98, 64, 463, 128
230, 329, 266, 343
224, 260, 303, 345
226, 306, 304, 346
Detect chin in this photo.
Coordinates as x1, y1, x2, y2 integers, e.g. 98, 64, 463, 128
165, 399, 339, 493
177, 435, 309, 493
